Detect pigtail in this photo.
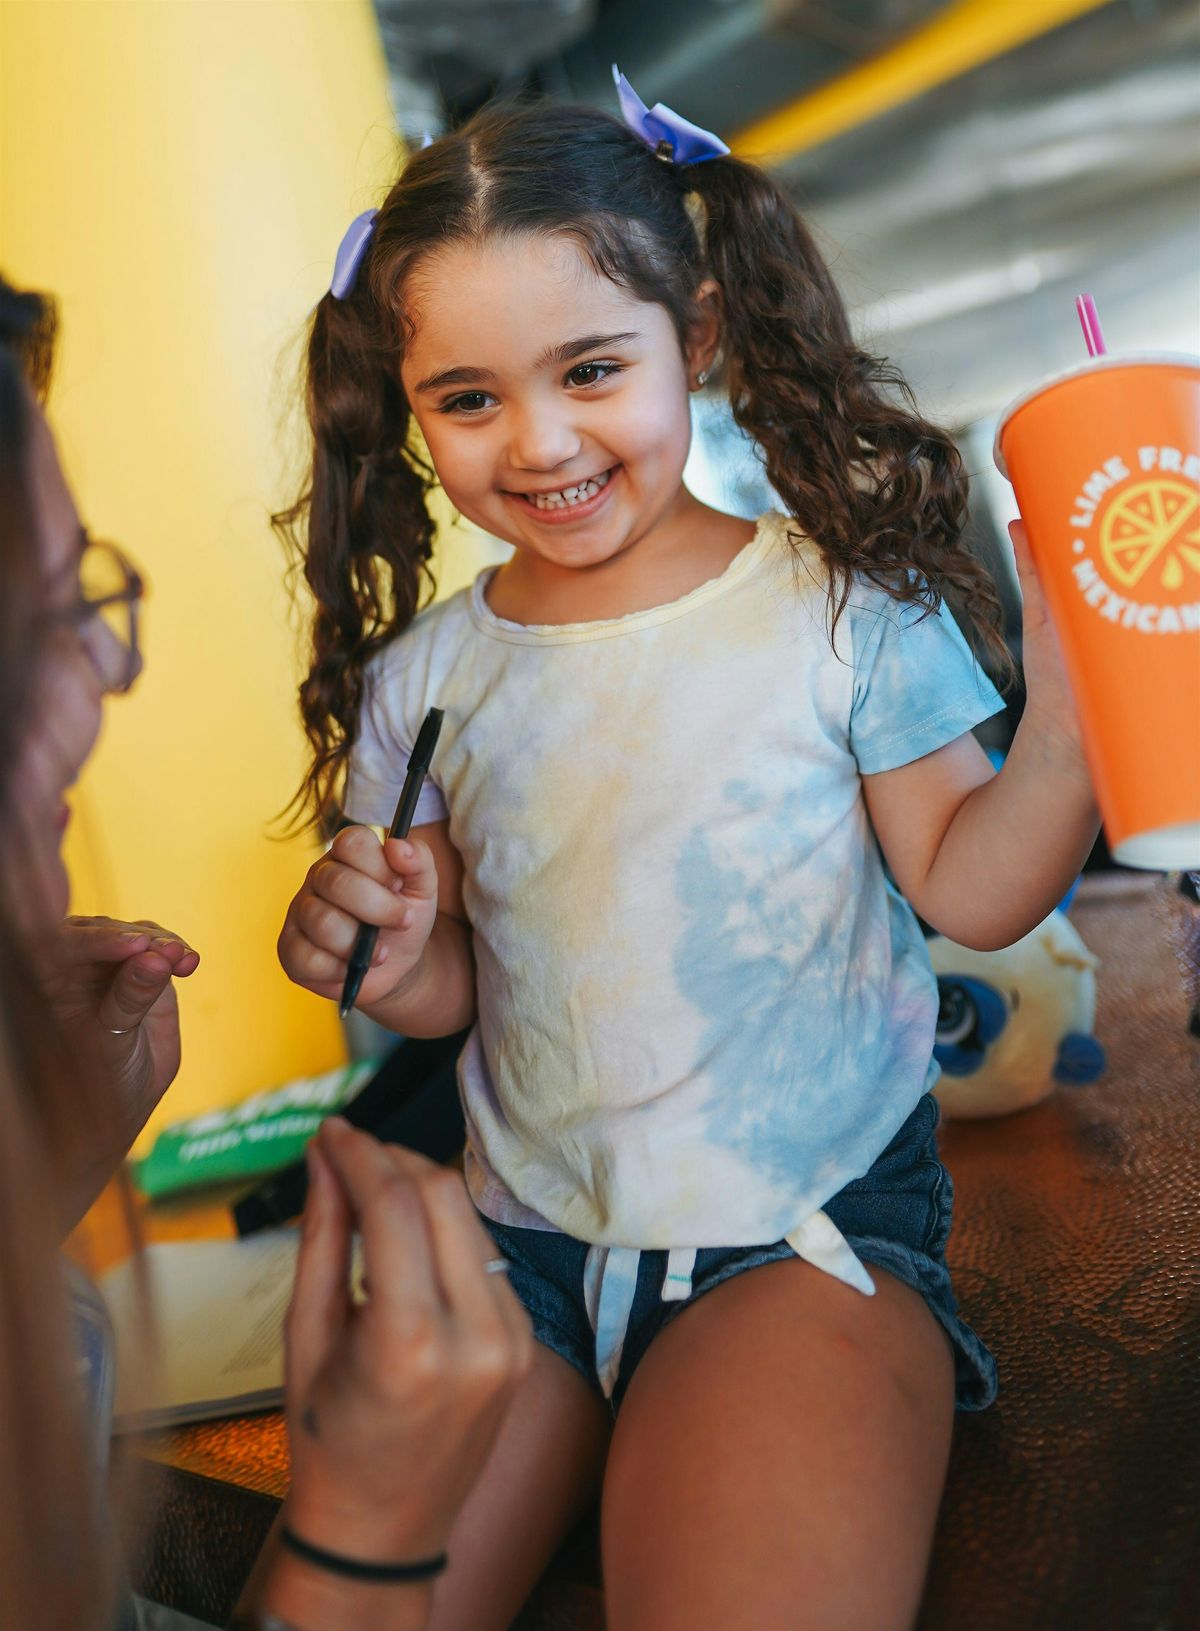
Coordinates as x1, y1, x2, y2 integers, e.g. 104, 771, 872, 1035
691, 156, 1014, 686
275, 285, 438, 831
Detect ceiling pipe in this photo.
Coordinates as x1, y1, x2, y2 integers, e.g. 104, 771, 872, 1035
732, 0, 1119, 162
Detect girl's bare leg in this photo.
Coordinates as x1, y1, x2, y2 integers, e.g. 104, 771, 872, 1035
600, 1259, 955, 1631
425, 1340, 611, 1631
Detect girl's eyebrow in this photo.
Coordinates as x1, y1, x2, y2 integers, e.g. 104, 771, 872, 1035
414, 331, 641, 396
414, 363, 493, 395
540, 331, 640, 367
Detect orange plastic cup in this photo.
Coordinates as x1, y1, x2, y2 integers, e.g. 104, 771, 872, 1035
995, 353, 1200, 870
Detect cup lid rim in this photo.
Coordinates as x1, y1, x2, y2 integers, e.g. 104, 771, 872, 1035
992, 351, 1200, 479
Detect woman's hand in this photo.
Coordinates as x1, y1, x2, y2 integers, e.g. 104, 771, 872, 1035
41, 915, 199, 1224
281, 1118, 533, 1568
278, 826, 440, 1011
1008, 518, 1093, 785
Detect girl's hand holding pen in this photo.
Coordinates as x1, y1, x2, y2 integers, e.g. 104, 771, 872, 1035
278, 824, 440, 1010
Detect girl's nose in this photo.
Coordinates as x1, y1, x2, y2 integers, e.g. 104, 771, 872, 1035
508, 403, 583, 473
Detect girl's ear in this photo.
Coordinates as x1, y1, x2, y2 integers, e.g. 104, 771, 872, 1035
686, 278, 723, 389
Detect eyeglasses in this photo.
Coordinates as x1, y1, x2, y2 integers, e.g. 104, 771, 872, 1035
66, 537, 146, 694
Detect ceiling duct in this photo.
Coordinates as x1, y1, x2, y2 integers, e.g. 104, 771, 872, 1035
377, 0, 596, 123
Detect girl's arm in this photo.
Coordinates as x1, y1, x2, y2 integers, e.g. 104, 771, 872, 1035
863, 522, 1101, 953
863, 728, 1099, 952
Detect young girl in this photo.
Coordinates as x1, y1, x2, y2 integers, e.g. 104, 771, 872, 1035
278, 83, 1100, 1631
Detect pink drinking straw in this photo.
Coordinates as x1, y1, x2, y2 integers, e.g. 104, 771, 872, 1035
1075, 293, 1107, 357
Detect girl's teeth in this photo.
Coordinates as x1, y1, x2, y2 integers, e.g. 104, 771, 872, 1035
529, 469, 611, 510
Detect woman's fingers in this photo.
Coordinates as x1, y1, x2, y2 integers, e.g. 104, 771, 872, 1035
303, 1123, 525, 1370
61, 917, 150, 961
313, 1120, 444, 1331
357, 1136, 529, 1367
128, 920, 201, 970
409, 1159, 522, 1343
96, 953, 176, 1031
425, 1184, 533, 1383
285, 1140, 352, 1400
60, 915, 200, 973
284, 1123, 530, 1565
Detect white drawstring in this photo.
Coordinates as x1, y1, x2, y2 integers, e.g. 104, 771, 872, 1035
662, 1246, 697, 1301
583, 1244, 641, 1398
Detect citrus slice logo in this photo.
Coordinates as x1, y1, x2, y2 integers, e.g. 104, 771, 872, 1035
1099, 478, 1200, 596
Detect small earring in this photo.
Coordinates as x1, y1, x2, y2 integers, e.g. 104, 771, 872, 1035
696, 369, 709, 389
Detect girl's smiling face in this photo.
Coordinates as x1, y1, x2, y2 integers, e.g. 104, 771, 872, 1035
400, 233, 714, 583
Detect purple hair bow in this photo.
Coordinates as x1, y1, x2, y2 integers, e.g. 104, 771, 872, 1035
612, 65, 729, 166
329, 133, 436, 299
329, 208, 378, 301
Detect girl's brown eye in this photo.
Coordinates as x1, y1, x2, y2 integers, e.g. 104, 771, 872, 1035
568, 362, 620, 388
442, 391, 492, 415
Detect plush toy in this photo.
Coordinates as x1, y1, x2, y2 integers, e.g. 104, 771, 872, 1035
927, 908, 1106, 1118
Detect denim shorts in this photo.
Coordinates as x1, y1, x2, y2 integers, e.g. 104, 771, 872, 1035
476, 1092, 998, 1416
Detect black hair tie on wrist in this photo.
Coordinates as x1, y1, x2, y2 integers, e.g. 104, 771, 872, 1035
280, 1525, 448, 1583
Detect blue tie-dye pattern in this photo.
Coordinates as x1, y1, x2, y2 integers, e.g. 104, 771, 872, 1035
673, 775, 859, 1192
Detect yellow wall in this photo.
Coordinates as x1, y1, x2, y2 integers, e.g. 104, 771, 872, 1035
0, 0, 488, 1146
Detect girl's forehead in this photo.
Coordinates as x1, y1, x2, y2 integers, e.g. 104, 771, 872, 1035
401, 234, 652, 366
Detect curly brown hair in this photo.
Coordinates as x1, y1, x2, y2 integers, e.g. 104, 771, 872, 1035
277, 99, 1014, 827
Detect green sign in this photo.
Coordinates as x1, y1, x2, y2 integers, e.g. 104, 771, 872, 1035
135, 1059, 379, 1199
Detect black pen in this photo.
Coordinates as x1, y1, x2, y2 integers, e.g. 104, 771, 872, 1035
338, 706, 444, 1019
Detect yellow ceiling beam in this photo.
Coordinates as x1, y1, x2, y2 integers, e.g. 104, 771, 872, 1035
732, 0, 1118, 162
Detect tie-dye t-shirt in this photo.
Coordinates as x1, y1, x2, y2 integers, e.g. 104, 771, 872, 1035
344, 512, 1005, 1250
